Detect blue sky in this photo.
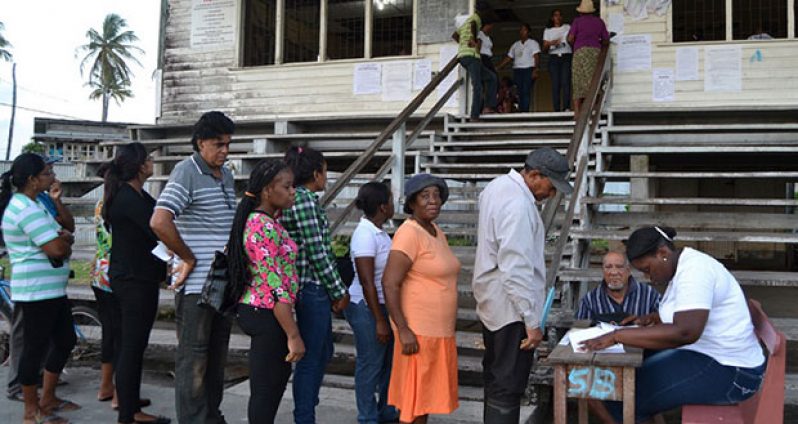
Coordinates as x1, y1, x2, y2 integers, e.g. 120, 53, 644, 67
0, 0, 160, 158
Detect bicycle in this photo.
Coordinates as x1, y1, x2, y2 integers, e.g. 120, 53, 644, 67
0, 251, 103, 363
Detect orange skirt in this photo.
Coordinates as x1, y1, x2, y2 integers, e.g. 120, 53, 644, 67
387, 334, 459, 422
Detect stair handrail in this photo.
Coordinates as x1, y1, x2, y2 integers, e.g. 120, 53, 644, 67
544, 44, 613, 289
321, 56, 461, 209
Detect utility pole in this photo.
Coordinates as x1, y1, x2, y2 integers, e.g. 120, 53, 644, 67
6, 62, 17, 160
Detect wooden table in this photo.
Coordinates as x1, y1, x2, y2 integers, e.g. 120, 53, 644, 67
548, 342, 644, 424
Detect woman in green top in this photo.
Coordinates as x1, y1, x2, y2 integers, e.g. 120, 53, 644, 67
0, 153, 77, 424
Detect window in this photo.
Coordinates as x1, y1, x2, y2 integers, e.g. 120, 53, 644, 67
243, 0, 277, 66
673, 0, 794, 42
284, 0, 321, 63
732, 0, 788, 39
372, 0, 413, 57
672, 0, 726, 42
327, 0, 365, 60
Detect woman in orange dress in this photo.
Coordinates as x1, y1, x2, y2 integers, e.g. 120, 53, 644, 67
382, 174, 461, 424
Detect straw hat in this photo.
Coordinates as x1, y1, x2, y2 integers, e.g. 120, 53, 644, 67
576, 0, 596, 13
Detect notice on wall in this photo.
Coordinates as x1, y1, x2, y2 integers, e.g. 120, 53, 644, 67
382, 61, 413, 102
190, 0, 236, 50
439, 45, 460, 108
616, 34, 652, 72
675, 47, 699, 81
705, 46, 742, 92
353, 63, 382, 95
652, 68, 675, 102
608, 13, 624, 36
414, 59, 433, 90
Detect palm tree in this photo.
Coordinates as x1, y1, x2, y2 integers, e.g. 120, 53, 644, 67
0, 22, 12, 62
77, 14, 143, 122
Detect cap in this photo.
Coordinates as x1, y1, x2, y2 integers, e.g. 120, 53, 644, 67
404, 174, 449, 204
524, 147, 573, 194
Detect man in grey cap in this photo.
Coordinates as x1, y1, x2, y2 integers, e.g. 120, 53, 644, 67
472, 147, 572, 423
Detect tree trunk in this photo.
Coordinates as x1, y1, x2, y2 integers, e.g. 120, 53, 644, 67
102, 91, 109, 122
6, 62, 17, 160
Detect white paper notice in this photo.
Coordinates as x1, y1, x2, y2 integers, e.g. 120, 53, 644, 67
381, 61, 413, 101
413, 59, 432, 90
353, 63, 382, 95
705, 46, 742, 92
608, 12, 624, 35
191, 0, 236, 50
652, 68, 675, 102
439, 45, 460, 107
616, 34, 652, 72
675, 47, 700, 81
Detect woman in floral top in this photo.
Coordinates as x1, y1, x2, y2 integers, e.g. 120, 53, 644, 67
227, 159, 305, 424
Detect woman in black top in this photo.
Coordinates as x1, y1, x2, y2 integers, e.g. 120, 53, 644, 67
103, 142, 170, 424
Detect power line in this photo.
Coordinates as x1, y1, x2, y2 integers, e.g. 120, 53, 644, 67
0, 102, 85, 120
0, 77, 72, 105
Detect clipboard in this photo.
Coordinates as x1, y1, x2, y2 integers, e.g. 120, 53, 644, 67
539, 286, 555, 330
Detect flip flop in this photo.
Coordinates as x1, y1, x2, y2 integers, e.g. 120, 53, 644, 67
97, 394, 113, 402
112, 398, 152, 410
46, 399, 81, 413
33, 414, 70, 424
7, 389, 24, 402
134, 416, 171, 424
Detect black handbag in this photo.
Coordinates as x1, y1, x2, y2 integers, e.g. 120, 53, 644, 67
198, 250, 233, 314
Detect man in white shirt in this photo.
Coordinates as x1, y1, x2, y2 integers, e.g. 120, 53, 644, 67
498, 23, 541, 112
473, 147, 573, 423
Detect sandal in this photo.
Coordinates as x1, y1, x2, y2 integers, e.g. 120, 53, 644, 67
32, 414, 70, 424
42, 399, 81, 413
112, 398, 152, 410
134, 416, 171, 424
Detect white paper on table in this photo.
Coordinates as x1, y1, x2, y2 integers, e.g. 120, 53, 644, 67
568, 326, 625, 354
413, 59, 432, 90
616, 34, 652, 73
381, 61, 413, 101
608, 12, 624, 35
705, 46, 742, 92
652, 68, 675, 102
438, 45, 460, 107
151, 241, 173, 262
675, 47, 700, 81
353, 63, 382, 95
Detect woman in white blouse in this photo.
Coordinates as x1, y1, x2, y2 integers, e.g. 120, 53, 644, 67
543, 9, 573, 112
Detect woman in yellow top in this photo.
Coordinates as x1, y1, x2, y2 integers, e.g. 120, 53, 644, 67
382, 174, 461, 424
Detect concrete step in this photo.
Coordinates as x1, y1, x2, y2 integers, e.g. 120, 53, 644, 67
593, 145, 798, 154
558, 267, 798, 288
582, 196, 798, 207
570, 228, 798, 244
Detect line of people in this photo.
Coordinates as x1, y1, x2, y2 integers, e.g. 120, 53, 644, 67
455, 0, 610, 120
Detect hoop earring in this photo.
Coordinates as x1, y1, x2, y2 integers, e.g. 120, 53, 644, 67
663, 258, 668, 262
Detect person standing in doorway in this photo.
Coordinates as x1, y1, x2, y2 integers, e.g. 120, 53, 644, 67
151, 111, 237, 424
498, 24, 542, 113
473, 148, 573, 423
568, 0, 610, 118
543, 9, 573, 112
478, 21, 498, 82
452, 2, 498, 120
281, 146, 350, 424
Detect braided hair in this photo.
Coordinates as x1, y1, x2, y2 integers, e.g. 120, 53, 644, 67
226, 159, 292, 305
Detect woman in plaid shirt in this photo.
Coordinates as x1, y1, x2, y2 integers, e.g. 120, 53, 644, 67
281, 146, 350, 424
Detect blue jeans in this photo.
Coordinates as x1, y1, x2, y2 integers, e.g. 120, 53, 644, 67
293, 283, 335, 424
344, 300, 398, 424
548, 54, 572, 111
607, 349, 765, 422
459, 56, 498, 119
513, 67, 535, 112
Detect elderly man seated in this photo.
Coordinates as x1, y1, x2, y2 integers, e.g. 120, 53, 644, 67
576, 251, 661, 325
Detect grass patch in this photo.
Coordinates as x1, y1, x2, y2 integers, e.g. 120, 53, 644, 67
447, 236, 474, 247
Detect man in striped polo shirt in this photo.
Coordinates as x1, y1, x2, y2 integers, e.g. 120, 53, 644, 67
151, 111, 236, 424
576, 251, 661, 324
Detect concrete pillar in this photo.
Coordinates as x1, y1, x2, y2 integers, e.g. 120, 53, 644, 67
392, 123, 406, 207
630, 155, 652, 212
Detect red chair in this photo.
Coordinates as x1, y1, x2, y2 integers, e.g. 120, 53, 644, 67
681, 299, 786, 424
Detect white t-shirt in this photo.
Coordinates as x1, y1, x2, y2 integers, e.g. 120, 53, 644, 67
658, 248, 765, 368
348, 217, 392, 304
544, 25, 573, 55
478, 31, 493, 56
507, 39, 541, 68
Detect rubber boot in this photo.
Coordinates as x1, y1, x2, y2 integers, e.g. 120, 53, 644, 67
483, 399, 521, 424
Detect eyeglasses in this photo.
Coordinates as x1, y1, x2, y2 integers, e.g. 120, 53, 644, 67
220, 181, 234, 210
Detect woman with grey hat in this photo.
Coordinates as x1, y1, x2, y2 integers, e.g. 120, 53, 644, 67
382, 174, 461, 423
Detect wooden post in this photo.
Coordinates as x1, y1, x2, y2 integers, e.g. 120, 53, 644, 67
275, 0, 285, 64
578, 399, 589, 424
319, 0, 327, 61
364, 0, 373, 58
554, 366, 567, 424
392, 123, 406, 207
623, 367, 635, 424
